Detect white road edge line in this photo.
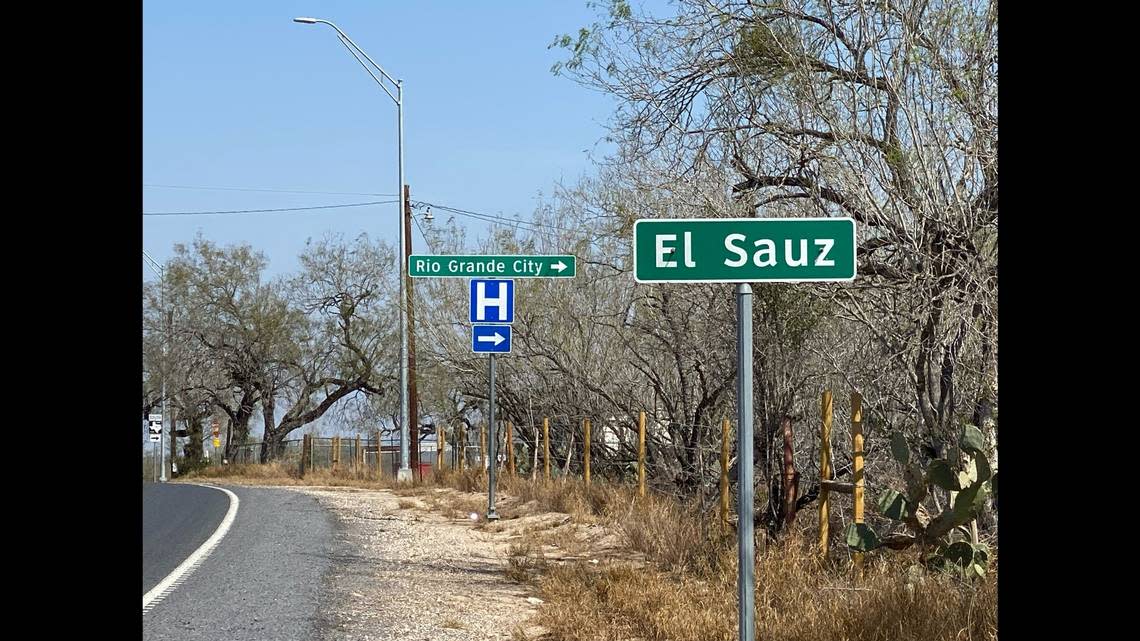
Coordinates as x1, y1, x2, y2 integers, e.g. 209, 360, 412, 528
143, 484, 239, 614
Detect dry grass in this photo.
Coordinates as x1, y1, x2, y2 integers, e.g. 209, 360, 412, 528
185, 461, 997, 640
538, 542, 996, 641
441, 618, 466, 630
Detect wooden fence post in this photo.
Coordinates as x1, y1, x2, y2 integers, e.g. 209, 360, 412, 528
439, 425, 447, 471
782, 417, 797, 527
301, 434, 312, 478
506, 421, 515, 476
819, 390, 833, 560
583, 418, 592, 485
457, 425, 465, 473
480, 423, 487, 472
332, 436, 341, 473
355, 435, 362, 477
543, 417, 551, 482
720, 417, 730, 531
638, 411, 647, 498
852, 391, 865, 578
380, 428, 389, 479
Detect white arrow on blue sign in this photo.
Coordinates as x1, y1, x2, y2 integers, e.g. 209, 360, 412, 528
472, 325, 512, 354
469, 279, 514, 324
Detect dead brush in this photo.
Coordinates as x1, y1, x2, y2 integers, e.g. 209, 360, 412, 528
435, 467, 487, 494
536, 539, 997, 641
505, 539, 548, 584
608, 489, 731, 574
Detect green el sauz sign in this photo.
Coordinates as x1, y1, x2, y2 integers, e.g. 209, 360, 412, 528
633, 218, 856, 283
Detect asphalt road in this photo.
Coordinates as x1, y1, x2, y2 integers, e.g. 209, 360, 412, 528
143, 483, 231, 595
142, 484, 337, 641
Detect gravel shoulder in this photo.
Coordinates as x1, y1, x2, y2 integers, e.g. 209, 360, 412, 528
280, 485, 547, 641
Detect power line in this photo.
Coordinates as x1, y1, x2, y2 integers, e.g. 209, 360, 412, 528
415, 201, 577, 236
143, 200, 398, 216
144, 183, 399, 197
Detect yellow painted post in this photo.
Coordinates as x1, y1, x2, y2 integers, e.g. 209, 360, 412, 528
543, 417, 551, 482
720, 418, 730, 531
439, 425, 447, 471
638, 411, 646, 498
852, 391, 865, 578
480, 423, 487, 472
819, 390, 833, 559
583, 418, 592, 485
506, 421, 515, 476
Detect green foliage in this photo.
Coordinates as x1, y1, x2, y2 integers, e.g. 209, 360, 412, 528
734, 23, 794, 79
877, 489, 911, 521
926, 459, 959, 491
930, 541, 990, 579
844, 523, 880, 552
549, 27, 594, 75
960, 424, 986, 454
889, 431, 909, 465
846, 424, 996, 579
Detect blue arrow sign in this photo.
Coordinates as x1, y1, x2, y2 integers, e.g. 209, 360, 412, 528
469, 279, 514, 324
472, 325, 512, 354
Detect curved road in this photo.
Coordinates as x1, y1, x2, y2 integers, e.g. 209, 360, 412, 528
142, 483, 338, 640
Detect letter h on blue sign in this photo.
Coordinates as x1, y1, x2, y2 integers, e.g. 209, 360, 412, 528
469, 279, 514, 324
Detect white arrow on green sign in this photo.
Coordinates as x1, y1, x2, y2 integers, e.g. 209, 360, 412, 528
633, 218, 856, 283
409, 254, 576, 278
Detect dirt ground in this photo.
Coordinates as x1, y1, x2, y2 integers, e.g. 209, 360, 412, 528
282, 485, 571, 641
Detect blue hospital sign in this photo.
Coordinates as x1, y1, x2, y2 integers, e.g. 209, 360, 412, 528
469, 279, 515, 324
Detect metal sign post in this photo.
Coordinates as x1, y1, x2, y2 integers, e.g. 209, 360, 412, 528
486, 353, 499, 520
736, 284, 754, 641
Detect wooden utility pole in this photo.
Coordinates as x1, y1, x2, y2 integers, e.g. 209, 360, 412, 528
404, 185, 421, 478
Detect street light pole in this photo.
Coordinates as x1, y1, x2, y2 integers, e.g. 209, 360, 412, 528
295, 17, 412, 481
143, 250, 168, 483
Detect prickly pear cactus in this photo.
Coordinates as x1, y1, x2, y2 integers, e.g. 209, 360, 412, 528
843, 424, 996, 577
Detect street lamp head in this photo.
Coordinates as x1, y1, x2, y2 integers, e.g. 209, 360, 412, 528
293, 17, 319, 24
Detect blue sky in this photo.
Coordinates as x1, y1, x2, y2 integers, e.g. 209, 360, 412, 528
143, 0, 622, 280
